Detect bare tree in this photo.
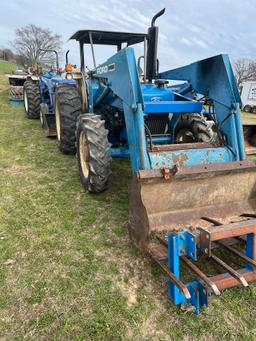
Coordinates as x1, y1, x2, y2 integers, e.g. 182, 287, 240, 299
13, 24, 62, 66
233, 58, 256, 88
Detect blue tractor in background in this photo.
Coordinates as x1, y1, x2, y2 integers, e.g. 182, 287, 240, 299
23, 49, 76, 136
55, 9, 256, 314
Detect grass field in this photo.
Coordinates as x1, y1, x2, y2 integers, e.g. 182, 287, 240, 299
0, 59, 256, 340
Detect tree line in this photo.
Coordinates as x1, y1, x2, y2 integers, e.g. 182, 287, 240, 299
0, 48, 27, 65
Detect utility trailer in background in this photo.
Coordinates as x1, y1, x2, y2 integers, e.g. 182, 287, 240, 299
240, 81, 256, 113
6, 69, 28, 104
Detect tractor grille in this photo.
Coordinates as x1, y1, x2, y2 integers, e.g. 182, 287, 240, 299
144, 113, 169, 135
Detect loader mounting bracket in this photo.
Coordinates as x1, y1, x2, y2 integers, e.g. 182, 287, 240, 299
168, 231, 208, 315
160, 165, 178, 180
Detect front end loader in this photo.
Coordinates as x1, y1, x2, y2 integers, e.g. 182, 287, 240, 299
57, 9, 256, 314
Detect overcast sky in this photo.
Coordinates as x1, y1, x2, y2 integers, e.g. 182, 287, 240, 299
1, 0, 256, 69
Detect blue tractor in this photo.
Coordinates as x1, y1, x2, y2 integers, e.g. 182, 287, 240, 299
56, 9, 256, 314
23, 49, 76, 136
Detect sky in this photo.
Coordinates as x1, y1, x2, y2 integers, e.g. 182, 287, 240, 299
1, 0, 256, 70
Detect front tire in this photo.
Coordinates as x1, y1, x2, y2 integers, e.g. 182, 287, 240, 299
76, 114, 111, 193
55, 85, 82, 154
23, 80, 40, 119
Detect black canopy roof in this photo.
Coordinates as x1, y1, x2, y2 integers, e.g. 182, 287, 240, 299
69, 30, 146, 46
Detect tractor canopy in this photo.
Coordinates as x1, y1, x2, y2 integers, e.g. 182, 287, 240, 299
70, 30, 146, 47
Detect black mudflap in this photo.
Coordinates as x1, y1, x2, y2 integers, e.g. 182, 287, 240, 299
40, 104, 56, 137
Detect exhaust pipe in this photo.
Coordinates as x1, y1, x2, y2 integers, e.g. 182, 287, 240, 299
65, 50, 70, 65
146, 8, 165, 82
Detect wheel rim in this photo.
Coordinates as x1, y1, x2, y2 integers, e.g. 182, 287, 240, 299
175, 128, 195, 143
79, 131, 89, 178
24, 90, 28, 112
55, 99, 61, 141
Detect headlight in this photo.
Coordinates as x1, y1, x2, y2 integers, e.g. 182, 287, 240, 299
66, 73, 73, 80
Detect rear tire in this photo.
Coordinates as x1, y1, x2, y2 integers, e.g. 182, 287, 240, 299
55, 85, 82, 154
252, 106, 256, 114
23, 80, 40, 119
76, 114, 111, 193
174, 113, 215, 143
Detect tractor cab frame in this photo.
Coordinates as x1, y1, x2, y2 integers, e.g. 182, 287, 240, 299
70, 29, 147, 73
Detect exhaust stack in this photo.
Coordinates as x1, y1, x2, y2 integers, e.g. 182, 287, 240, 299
146, 8, 165, 82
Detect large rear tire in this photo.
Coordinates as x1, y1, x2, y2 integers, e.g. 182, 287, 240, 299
23, 80, 40, 119
55, 85, 82, 154
76, 114, 111, 193
174, 113, 215, 143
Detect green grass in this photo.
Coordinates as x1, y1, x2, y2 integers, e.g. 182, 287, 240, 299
0, 61, 256, 340
0, 59, 16, 94
0, 59, 16, 73
241, 111, 256, 124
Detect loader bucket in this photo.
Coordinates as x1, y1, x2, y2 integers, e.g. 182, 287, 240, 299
243, 123, 256, 155
128, 161, 256, 248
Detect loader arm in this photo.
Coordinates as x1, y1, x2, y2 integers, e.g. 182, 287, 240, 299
92, 50, 242, 172
160, 54, 245, 160
92, 47, 150, 171
93, 47, 143, 108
